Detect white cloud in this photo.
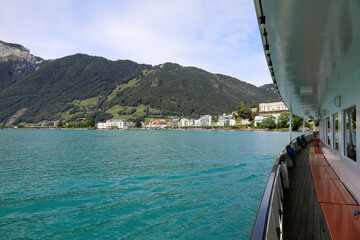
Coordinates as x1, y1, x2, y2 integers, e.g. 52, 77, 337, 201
0, 0, 271, 86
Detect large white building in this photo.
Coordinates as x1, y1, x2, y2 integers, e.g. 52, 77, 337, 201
97, 119, 128, 129
255, 101, 289, 126
259, 101, 288, 114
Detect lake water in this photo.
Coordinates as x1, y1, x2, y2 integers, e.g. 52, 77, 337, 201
0, 129, 302, 239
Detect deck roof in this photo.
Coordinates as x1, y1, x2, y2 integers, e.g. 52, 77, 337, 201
253, 0, 360, 118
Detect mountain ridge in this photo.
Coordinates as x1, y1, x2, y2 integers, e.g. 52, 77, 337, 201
0, 40, 279, 124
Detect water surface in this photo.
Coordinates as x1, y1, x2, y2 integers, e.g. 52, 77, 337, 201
0, 129, 301, 239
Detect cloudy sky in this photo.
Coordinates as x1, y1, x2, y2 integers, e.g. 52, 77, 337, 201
0, 0, 271, 86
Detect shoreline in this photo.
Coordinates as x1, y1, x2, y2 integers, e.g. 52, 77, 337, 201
0, 127, 294, 132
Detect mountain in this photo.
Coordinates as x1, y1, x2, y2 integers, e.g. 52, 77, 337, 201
260, 83, 279, 97
0, 40, 44, 93
0, 40, 279, 124
0, 40, 42, 63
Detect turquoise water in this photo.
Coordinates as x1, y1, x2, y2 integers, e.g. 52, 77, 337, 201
0, 129, 301, 239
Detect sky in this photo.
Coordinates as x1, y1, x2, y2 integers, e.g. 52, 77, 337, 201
0, 0, 272, 86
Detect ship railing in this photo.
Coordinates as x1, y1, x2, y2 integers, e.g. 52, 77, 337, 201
248, 132, 314, 240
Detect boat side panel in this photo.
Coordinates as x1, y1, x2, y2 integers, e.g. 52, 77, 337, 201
319, 72, 360, 203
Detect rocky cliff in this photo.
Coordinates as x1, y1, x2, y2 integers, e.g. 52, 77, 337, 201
0, 40, 42, 64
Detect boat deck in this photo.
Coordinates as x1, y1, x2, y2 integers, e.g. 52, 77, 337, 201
283, 142, 329, 240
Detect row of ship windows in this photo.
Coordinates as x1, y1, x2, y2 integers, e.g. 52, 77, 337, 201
323, 106, 356, 162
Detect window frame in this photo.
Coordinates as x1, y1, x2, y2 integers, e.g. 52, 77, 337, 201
326, 116, 331, 146
343, 105, 356, 162
332, 113, 339, 151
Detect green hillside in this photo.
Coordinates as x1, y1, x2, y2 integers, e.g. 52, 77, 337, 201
0, 41, 279, 124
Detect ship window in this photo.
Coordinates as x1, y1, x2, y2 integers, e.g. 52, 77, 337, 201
333, 113, 339, 151
321, 119, 326, 142
326, 117, 331, 145
323, 118, 326, 142
344, 106, 356, 161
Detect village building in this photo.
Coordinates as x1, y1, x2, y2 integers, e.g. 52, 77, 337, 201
39, 120, 48, 127
217, 114, 235, 126
178, 118, 194, 127
97, 119, 128, 129
255, 101, 289, 126
199, 115, 212, 126
250, 108, 258, 113
194, 119, 201, 126
238, 119, 251, 125
147, 119, 168, 129
169, 119, 180, 127
54, 120, 61, 127
259, 101, 288, 115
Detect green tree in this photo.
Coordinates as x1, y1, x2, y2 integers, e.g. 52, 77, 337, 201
89, 118, 95, 127
83, 118, 95, 127
292, 115, 303, 131
246, 109, 253, 121
66, 121, 75, 128
143, 106, 150, 117
135, 120, 142, 128
57, 121, 63, 128
251, 111, 259, 122
237, 101, 247, 119
212, 115, 218, 124
128, 108, 137, 115
250, 102, 259, 109
277, 112, 290, 128
264, 116, 277, 129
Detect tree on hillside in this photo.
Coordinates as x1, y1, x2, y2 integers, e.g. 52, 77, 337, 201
84, 118, 95, 127
94, 113, 113, 122
246, 109, 254, 121
250, 102, 259, 109
135, 121, 142, 128
237, 101, 247, 119
277, 112, 290, 128
128, 108, 137, 115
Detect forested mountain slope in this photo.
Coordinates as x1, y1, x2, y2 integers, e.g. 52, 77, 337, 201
0, 40, 279, 123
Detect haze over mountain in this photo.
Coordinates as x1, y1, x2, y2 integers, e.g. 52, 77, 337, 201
0, 40, 279, 124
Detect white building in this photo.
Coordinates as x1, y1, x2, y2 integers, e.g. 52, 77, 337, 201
194, 119, 201, 126
170, 119, 180, 127
259, 101, 288, 114
177, 116, 211, 127
217, 114, 235, 126
250, 108, 258, 113
97, 122, 107, 129
254, 114, 282, 126
179, 118, 188, 127
97, 119, 128, 129
255, 101, 289, 126
200, 115, 212, 126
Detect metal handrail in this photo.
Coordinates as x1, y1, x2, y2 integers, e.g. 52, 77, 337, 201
249, 158, 281, 240
248, 133, 314, 240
